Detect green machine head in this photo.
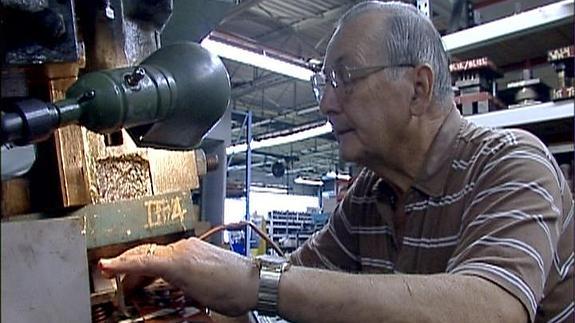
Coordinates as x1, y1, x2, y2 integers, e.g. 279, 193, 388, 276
1, 42, 231, 150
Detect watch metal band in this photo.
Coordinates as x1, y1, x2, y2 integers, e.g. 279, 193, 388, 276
256, 270, 282, 316
255, 257, 291, 316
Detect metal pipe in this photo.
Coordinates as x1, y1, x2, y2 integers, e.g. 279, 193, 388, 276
245, 110, 253, 256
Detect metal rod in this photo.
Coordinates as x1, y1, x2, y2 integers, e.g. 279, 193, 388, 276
245, 110, 253, 256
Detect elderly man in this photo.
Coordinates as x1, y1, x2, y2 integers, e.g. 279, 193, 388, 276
99, 2, 574, 322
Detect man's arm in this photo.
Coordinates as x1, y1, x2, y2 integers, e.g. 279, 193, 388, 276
98, 236, 527, 322
278, 267, 527, 323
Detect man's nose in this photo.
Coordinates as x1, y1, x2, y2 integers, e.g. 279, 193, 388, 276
319, 85, 339, 115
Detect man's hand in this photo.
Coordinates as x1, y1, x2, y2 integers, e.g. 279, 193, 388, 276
98, 238, 259, 317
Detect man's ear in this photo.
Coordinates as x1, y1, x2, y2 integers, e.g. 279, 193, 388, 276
409, 64, 434, 116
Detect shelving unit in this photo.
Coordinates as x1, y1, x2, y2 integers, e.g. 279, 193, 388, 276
548, 142, 575, 154
443, 0, 573, 54
266, 211, 314, 251
450, 1, 574, 154
466, 100, 573, 128
466, 101, 574, 154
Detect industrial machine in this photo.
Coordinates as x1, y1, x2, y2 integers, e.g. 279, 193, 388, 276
1, 0, 237, 322
1, 42, 230, 149
499, 68, 551, 109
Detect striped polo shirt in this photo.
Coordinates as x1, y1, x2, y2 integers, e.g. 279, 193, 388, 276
290, 108, 574, 323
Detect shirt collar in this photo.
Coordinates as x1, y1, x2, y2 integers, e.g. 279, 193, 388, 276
412, 108, 465, 197
371, 177, 398, 208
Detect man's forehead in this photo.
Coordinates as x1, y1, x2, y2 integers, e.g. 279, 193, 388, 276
324, 11, 389, 67
324, 28, 367, 66
324, 39, 368, 71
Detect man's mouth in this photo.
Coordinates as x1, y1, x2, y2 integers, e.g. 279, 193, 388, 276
329, 120, 353, 137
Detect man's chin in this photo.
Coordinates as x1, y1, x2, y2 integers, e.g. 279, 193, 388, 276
338, 146, 363, 163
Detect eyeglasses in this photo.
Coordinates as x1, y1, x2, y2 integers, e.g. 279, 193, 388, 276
310, 64, 414, 103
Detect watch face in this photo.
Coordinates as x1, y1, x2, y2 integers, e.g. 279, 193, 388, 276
257, 254, 287, 265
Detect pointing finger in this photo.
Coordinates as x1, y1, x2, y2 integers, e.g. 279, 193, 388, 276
98, 243, 171, 278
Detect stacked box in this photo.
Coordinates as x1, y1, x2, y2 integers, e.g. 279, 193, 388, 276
548, 45, 574, 101
450, 57, 506, 115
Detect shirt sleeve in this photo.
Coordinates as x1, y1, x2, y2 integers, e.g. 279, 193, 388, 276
447, 132, 565, 321
447, 131, 566, 322
289, 187, 361, 272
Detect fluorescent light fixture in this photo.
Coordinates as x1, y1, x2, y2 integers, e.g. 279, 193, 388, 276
294, 177, 324, 186
323, 171, 351, 181
250, 186, 288, 194
226, 122, 333, 155
227, 144, 249, 155
227, 161, 268, 172
201, 38, 314, 81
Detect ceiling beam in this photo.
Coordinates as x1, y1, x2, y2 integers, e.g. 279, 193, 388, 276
287, 145, 338, 163
231, 73, 291, 99
299, 142, 337, 156
231, 106, 292, 127
229, 150, 299, 166
255, 119, 326, 141
268, 141, 337, 165
219, 0, 268, 25
232, 103, 319, 134
257, 3, 353, 42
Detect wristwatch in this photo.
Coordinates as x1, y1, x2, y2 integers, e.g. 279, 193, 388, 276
254, 254, 291, 316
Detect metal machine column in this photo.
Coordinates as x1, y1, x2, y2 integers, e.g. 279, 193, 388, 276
245, 110, 253, 255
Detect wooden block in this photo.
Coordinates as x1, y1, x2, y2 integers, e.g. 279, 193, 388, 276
148, 149, 199, 195
53, 125, 92, 206
44, 63, 93, 207
1, 179, 31, 217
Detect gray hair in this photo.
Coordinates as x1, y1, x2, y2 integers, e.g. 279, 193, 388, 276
335, 1, 453, 107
